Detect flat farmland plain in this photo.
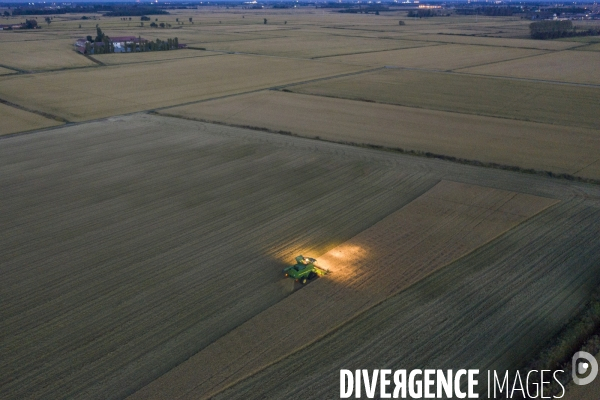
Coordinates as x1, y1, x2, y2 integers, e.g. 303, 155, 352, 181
399, 34, 584, 50
0, 103, 63, 136
1, 114, 598, 400
0, 114, 434, 399
161, 90, 600, 179
324, 43, 547, 69
195, 35, 435, 58
287, 68, 600, 129
0, 39, 97, 71
0, 54, 364, 121
458, 50, 600, 85
132, 181, 558, 399
91, 49, 219, 65
215, 189, 600, 399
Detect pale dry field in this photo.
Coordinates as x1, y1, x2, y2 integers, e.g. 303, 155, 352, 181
131, 181, 557, 400
91, 49, 218, 65
0, 39, 96, 71
0, 66, 16, 75
288, 68, 600, 129
399, 33, 585, 50
0, 54, 363, 121
194, 34, 434, 58
161, 90, 600, 179
458, 50, 600, 85
576, 42, 600, 51
0, 103, 62, 135
0, 31, 60, 42
325, 43, 547, 69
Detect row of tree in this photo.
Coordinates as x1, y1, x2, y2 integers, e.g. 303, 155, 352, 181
407, 9, 437, 18
530, 20, 600, 39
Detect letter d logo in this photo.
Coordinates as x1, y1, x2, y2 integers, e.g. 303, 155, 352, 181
572, 351, 598, 386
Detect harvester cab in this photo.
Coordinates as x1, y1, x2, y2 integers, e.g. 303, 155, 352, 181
283, 255, 329, 284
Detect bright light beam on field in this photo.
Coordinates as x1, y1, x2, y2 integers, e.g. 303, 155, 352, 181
317, 244, 368, 283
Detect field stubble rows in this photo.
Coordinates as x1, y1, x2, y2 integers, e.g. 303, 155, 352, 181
1, 114, 598, 399
131, 180, 558, 399
215, 193, 600, 399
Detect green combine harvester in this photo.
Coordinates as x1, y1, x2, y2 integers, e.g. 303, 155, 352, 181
283, 255, 329, 284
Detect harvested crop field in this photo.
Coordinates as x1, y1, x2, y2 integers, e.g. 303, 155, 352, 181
0, 67, 16, 75
575, 42, 600, 51
399, 34, 584, 50
0, 54, 363, 121
90, 50, 219, 65
0, 39, 97, 71
0, 103, 63, 136
132, 181, 558, 400
287, 68, 600, 129
1, 114, 599, 400
215, 192, 600, 399
160, 90, 600, 179
196, 35, 434, 58
324, 43, 547, 70
458, 50, 600, 85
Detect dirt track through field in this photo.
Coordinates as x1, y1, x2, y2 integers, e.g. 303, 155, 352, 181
131, 180, 558, 399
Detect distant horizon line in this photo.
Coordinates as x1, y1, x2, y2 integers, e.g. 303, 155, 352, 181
1, 0, 599, 3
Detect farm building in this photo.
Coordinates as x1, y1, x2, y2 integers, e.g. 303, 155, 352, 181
75, 36, 143, 54
75, 36, 186, 54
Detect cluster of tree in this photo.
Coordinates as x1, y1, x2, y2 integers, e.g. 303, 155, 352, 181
85, 27, 107, 44
407, 9, 437, 18
530, 20, 600, 39
83, 27, 181, 54
149, 22, 172, 28
1, 19, 38, 29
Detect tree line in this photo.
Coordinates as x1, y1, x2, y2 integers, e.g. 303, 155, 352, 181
530, 20, 600, 39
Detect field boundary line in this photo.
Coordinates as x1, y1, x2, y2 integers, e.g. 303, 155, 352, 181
446, 50, 552, 72
382, 65, 600, 88
155, 111, 600, 186
150, 67, 383, 112
382, 33, 588, 51
277, 88, 597, 130
0, 63, 28, 74
0, 97, 70, 123
573, 159, 600, 176
310, 43, 445, 59
86, 52, 223, 67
